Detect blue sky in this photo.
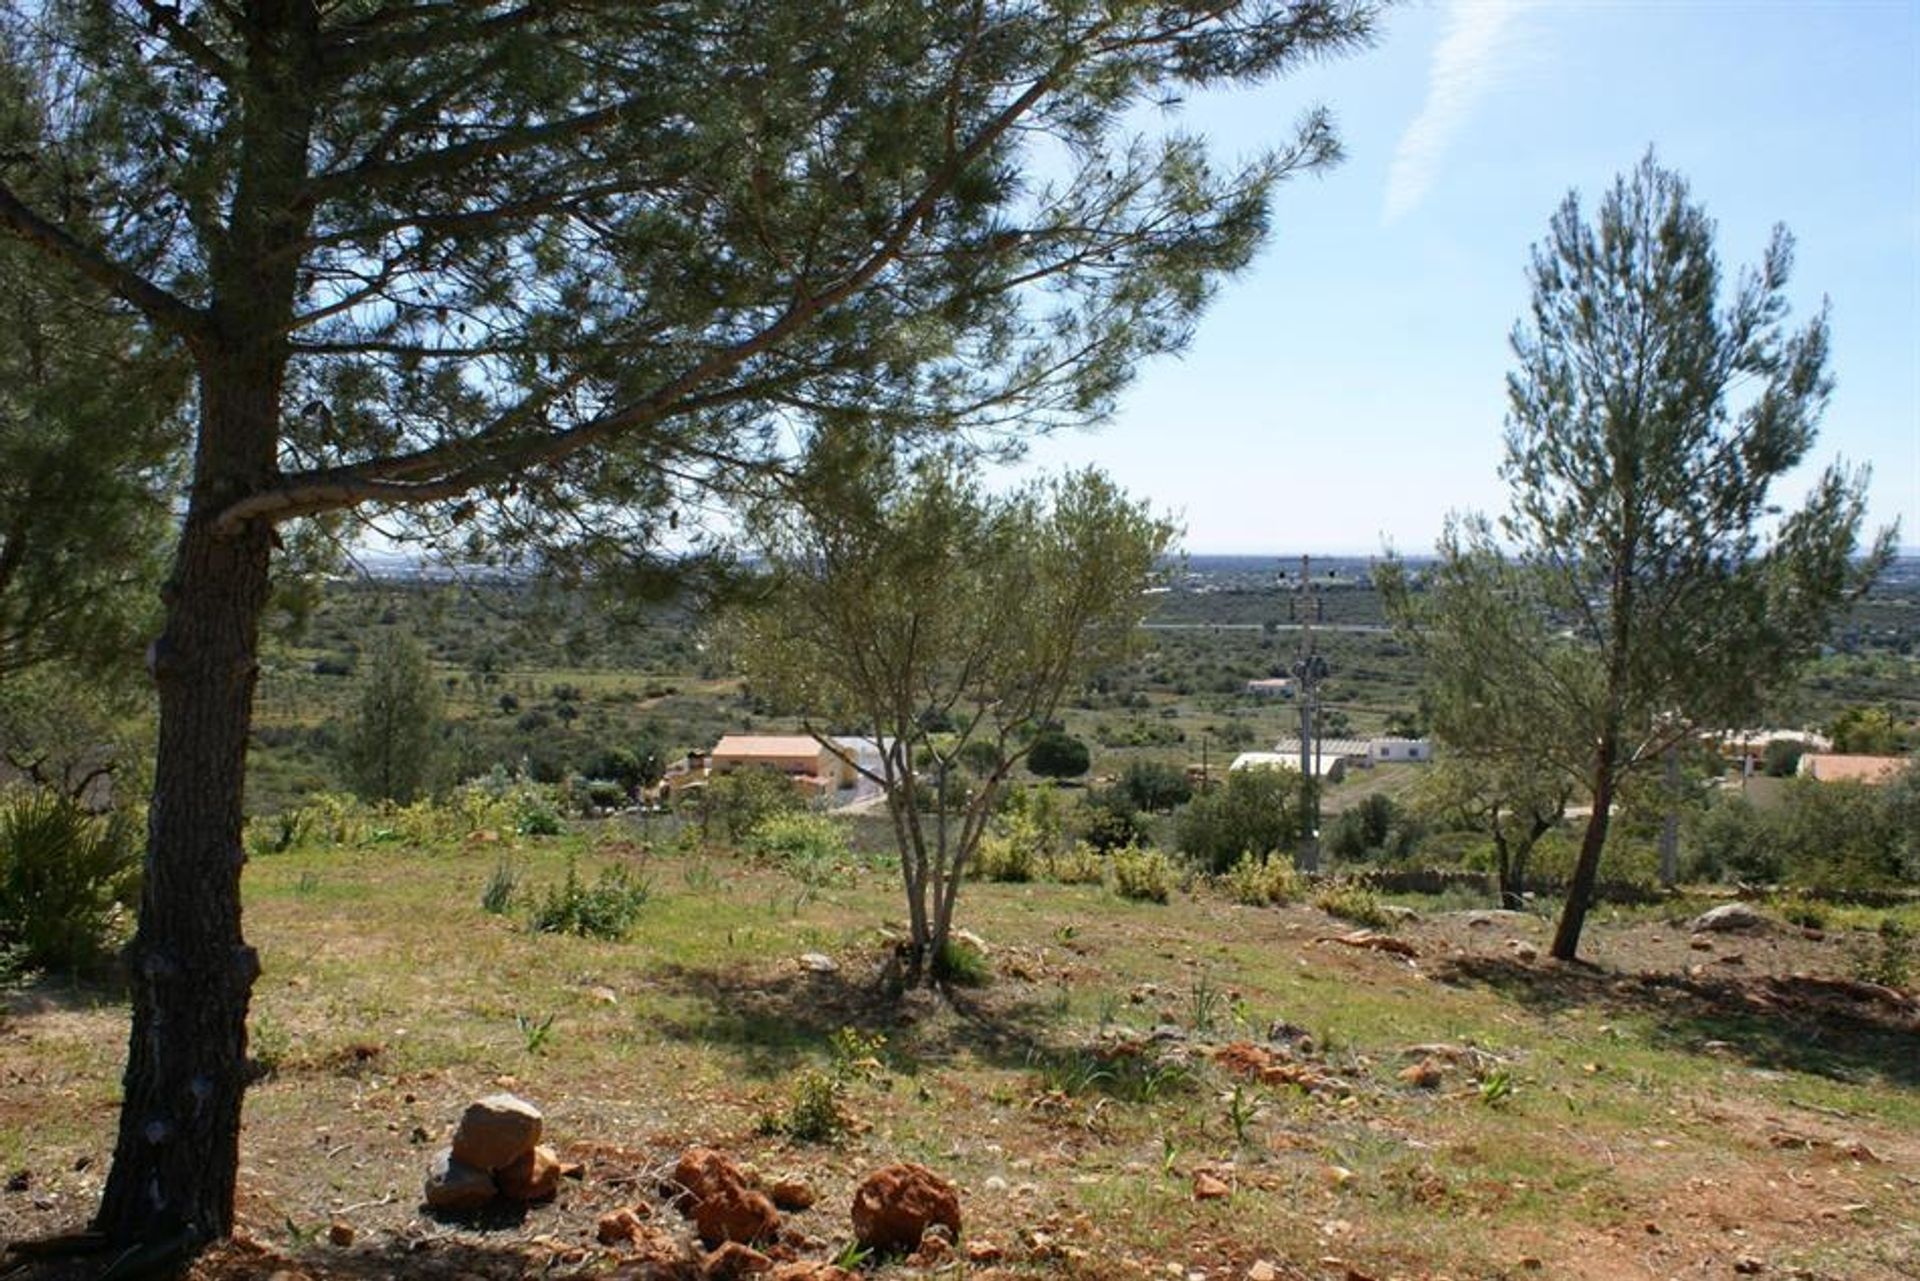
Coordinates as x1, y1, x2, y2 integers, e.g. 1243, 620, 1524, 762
1013, 0, 1919, 556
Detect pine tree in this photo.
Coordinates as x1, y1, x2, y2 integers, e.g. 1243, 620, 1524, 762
0, 1, 1380, 1248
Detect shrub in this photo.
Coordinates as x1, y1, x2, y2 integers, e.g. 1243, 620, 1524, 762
1312, 882, 1391, 930
528, 860, 652, 939
934, 936, 992, 986
745, 812, 849, 884
1077, 780, 1154, 852
1121, 760, 1191, 812
1027, 731, 1091, 782
971, 833, 1033, 882
1049, 843, 1108, 886
1176, 766, 1306, 873
1850, 918, 1912, 990
763, 1068, 852, 1143
1221, 852, 1296, 906
702, 766, 804, 843
0, 791, 140, 972
1324, 793, 1421, 864
1112, 846, 1174, 903
480, 860, 518, 915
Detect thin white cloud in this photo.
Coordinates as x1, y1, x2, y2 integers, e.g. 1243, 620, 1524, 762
1383, 0, 1538, 224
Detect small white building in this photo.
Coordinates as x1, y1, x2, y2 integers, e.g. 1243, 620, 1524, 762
1245, 677, 1295, 698
1369, 737, 1431, 763
1230, 751, 1347, 784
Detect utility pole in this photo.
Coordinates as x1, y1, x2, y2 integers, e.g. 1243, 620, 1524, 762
1291, 554, 1328, 872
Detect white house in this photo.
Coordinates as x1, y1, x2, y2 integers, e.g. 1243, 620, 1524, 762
1230, 751, 1347, 784
1369, 737, 1431, 764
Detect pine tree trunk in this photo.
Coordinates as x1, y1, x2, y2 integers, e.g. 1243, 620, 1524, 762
1550, 766, 1615, 961
94, 364, 278, 1246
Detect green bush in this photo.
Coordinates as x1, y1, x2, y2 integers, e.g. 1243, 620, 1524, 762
744, 812, 849, 885
1048, 843, 1107, 886
528, 860, 652, 939
1312, 881, 1391, 930
1221, 852, 1297, 906
1324, 793, 1421, 864
1027, 731, 1091, 781
1121, 759, 1191, 812
1176, 767, 1306, 873
701, 766, 804, 842
934, 936, 992, 986
1112, 846, 1174, 903
971, 833, 1033, 882
0, 791, 141, 972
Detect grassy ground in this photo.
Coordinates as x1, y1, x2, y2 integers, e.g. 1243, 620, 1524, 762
2, 821, 1915, 1280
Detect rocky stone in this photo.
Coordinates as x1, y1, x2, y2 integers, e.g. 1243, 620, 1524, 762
497, 1144, 563, 1201
449, 1093, 543, 1172
1191, 1171, 1231, 1201
327, 1221, 354, 1247
424, 1147, 497, 1212
1247, 1262, 1279, 1281
797, 953, 838, 974
966, 1241, 1006, 1264
768, 1264, 856, 1281
850, 1162, 962, 1253
673, 1147, 779, 1247
1397, 1058, 1443, 1089
597, 1207, 650, 1246
673, 1147, 742, 1206
768, 1177, 816, 1211
1506, 940, 1538, 962
1689, 902, 1768, 933
702, 1241, 773, 1278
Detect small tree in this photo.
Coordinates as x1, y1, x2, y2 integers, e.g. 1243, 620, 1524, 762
1122, 759, 1193, 812
736, 445, 1173, 983
1027, 731, 1091, 783
1389, 154, 1892, 960
340, 631, 442, 805
1412, 756, 1569, 909
1175, 765, 1308, 873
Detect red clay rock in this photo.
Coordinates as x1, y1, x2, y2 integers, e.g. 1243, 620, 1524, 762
598, 1207, 649, 1246
497, 1143, 563, 1201
702, 1241, 773, 1278
768, 1264, 855, 1281
768, 1177, 816, 1211
672, 1147, 779, 1247
695, 1184, 779, 1248
449, 1093, 543, 1171
850, 1162, 961, 1253
1192, 1170, 1231, 1200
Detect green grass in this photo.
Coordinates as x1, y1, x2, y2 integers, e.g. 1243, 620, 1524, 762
3, 816, 1913, 1279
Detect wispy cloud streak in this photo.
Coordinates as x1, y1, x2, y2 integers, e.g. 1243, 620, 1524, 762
1384, 0, 1538, 224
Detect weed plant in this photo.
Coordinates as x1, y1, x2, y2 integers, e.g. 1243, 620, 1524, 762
1313, 882, 1392, 929
481, 860, 518, 914
0, 790, 140, 972
1221, 852, 1297, 906
528, 860, 652, 939
1112, 846, 1174, 903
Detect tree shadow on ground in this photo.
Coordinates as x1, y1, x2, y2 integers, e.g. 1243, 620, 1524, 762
1432, 954, 1920, 1089
0, 972, 127, 1022
647, 956, 1074, 1080
4, 1227, 609, 1281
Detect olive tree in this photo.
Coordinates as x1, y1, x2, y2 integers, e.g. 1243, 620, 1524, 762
734, 444, 1173, 983
0, 1, 1378, 1246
